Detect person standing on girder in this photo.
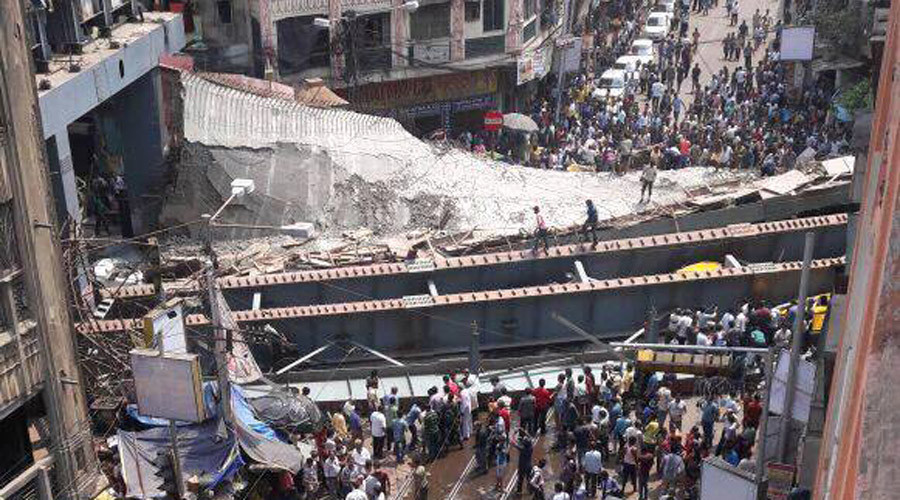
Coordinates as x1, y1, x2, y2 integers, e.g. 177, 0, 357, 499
580, 200, 599, 248
532, 206, 550, 254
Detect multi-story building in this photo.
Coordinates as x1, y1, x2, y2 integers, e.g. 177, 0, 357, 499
0, 1, 118, 499
24, 1, 185, 237
187, 0, 565, 134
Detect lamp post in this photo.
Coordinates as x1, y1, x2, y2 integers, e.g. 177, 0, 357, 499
204, 179, 255, 427
204, 179, 315, 428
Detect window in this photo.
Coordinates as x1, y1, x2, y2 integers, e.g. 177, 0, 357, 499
482, 0, 504, 31
524, 0, 537, 19
217, 0, 233, 24
465, 1, 481, 22
410, 3, 451, 40
276, 17, 331, 72
356, 13, 391, 48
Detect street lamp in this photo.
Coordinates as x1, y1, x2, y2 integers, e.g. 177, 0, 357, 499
204, 178, 314, 429
205, 178, 254, 429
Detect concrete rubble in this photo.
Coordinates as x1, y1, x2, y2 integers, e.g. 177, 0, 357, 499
149, 72, 853, 276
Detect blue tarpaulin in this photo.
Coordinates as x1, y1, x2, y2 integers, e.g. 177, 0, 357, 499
118, 420, 240, 498
125, 382, 304, 474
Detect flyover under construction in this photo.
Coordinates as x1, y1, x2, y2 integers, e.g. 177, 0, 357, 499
80, 214, 847, 362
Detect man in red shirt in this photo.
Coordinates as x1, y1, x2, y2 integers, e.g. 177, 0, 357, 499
532, 378, 553, 435
742, 393, 763, 429
584, 366, 597, 406
444, 374, 460, 397
679, 136, 692, 168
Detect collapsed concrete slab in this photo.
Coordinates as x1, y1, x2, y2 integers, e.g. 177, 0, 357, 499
161, 71, 753, 239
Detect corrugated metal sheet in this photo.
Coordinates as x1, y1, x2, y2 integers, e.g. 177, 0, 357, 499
181, 73, 427, 162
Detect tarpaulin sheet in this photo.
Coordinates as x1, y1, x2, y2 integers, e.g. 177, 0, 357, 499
125, 382, 304, 474
231, 385, 305, 473
118, 420, 238, 498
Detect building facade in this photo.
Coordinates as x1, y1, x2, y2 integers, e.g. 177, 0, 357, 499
0, 1, 113, 499
813, 0, 900, 496
188, 0, 564, 134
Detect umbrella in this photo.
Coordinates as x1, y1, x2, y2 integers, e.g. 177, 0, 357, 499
503, 113, 539, 133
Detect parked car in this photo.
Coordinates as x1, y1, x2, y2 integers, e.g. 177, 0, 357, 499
642, 12, 671, 41
650, 2, 676, 21
613, 56, 644, 82
629, 39, 656, 67
592, 69, 629, 99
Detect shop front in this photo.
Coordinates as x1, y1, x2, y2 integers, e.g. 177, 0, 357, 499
348, 69, 501, 136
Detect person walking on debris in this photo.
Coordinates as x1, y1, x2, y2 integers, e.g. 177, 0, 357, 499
581, 200, 599, 247
532, 206, 550, 254
640, 162, 658, 203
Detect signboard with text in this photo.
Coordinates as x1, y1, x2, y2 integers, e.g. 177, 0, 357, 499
353, 70, 498, 109
517, 45, 553, 85
484, 111, 503, 131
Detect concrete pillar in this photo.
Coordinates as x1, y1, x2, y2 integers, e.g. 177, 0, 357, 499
450, 0, 466, 61
257, 0, 277, 79
506, 0, 524, 53
52, 132, 81, 224
392, 0, 410, 67
329, 0, 345, 82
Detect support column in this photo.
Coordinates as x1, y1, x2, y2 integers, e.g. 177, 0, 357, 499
450, 0, 466, 61
258, 0, 277, 79
505, 0, 524, 53
392, 0, 410, 67
329, 0, 345, 82
52, 132, 81, 224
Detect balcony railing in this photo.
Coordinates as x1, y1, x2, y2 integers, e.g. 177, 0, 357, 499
0, 269, 44, 419
0, 456, 55, 500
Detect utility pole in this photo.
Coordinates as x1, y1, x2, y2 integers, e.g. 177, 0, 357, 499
756, 347, 775, 484
469, 320, 481, 374
553, 0, 573, 124
206, 249, 233, 427
157, 332, 185, 499
779, 232, 815, 461
0, 1, 103, 497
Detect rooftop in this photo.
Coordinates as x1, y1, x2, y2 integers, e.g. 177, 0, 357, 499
35, 12, 182, 97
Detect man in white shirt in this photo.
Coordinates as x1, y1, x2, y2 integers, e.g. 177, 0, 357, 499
774, 326, 792, 349
734, 310, 748, 333
459, 386, 473, 441
696, 330, 711, 346
668, 396, 688, 432
323, 454, 341, 496
349, 441, 370, 476
552, 481, 571, 500
676, 315, 693, 343
583, 445, 604, 497
345, 478, 368, 500
370, 409, 387, 459
529, 460, 546, 498
657, 385, 673, 426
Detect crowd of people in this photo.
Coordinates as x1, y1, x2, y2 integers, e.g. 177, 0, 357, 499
457, 0, 852, 182
258, 289, 830, 500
